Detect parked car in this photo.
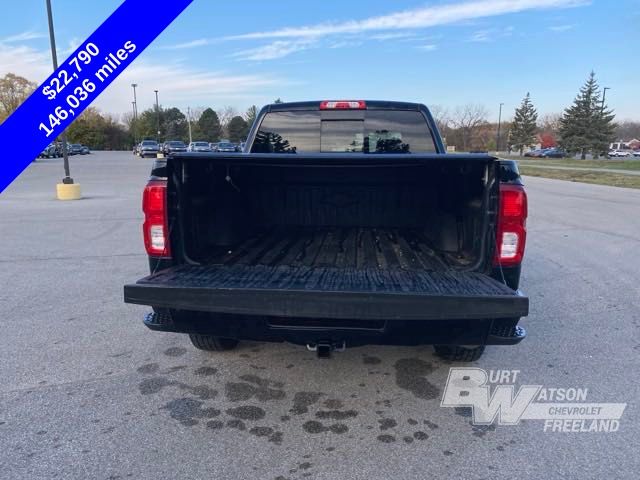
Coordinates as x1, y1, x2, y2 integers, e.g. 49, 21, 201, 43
541, 148, 566, 158
139, 140, 160, 158
632, 150, 640, 157
215, 141, 238, 152
188, 141, 212, 152
608, 150, 631, 158
38, 144, 58, 159
523, 149, 545, 158
80, 145, 91, 155
125, 100, 529, 361
163, 140, 188, 155
67, 144, 83, 155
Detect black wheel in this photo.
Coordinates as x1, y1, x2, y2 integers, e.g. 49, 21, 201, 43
434, 345, 485, 362
188, 334, 239, 352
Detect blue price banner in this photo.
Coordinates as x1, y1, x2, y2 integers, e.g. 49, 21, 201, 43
0, 0, 193, 194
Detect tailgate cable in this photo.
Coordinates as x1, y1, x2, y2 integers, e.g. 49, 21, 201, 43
225, 164, 241, 192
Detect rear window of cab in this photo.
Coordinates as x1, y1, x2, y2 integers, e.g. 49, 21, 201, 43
251, 110, 436, 154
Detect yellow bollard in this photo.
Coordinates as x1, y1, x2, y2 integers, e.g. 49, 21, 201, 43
56, 182, 82, 200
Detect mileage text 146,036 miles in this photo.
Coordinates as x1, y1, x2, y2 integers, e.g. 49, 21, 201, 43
38, 79, 96, 137
38, 42, 101, 138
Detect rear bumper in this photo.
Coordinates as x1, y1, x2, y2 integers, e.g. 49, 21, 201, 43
141, 309, 527, 346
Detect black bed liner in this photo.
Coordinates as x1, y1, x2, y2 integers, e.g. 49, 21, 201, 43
124, 263, 528, 321
204, 227, 452, 271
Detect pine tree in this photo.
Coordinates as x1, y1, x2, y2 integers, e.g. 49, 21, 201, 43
510, 93, 538, 155
559, 72, 616, 159
197, 108, 222, 142
227, 116, 249, 143
245, 105, 259, 127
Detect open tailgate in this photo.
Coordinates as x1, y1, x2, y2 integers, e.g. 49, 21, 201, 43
124, 264, 528, 321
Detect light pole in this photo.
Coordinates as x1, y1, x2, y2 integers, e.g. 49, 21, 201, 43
187, 106, 193, 144
601, 87, 610, 113
131, 83, 138, 145
154, 90, 160, 141
45, 0, 73, 185
496, 102, 504, 153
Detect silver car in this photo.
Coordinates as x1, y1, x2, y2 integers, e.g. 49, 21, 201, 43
188, 141, 212, 152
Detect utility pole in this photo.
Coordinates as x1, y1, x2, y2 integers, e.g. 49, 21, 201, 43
45, 0, 73, 185
187, 106, 193, 144
154, 90, 160, 141
496, 102, 504, 153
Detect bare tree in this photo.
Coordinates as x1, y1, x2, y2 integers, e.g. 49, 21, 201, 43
219, 106, 239, 136
539, 113, 562, 136
450, 104, 489, 151
429, 104, 450, 134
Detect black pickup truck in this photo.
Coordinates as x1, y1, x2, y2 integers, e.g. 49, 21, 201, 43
124, 100, 528, 360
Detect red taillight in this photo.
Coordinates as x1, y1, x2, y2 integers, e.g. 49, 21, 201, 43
142, 180, 171, 257
494, 184, 527, 266
319, 100, 366, 110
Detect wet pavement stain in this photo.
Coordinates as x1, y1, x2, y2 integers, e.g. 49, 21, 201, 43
162, 398, 220, 426
378, 418, 397, 430
290, 392, 324, 415
206, 420, 224, 430
363, 356, 382, 365
377, 434, 396, 443
163, 347, 187, 357
138, 377, 218, 401
443, 450, 454, 456
136, 363, 159, 375
394, 358, 439, 400
227, 419, 246, 431
226, 406, 266, 421
249, 426, 274, 437
315, 410, 358, 421
323, 399, 343, 409
454, 407, 472, 418
471, 422, 496, 438
403, 436, 414, 444
302, 421, 348, 434
413, 431, 429, 440
424, 420, 439, 430
225, 375, 286, 402
194, 366, 218, 377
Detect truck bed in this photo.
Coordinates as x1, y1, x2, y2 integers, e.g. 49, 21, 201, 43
203, 227, 451, 271
124, 246, 528, 321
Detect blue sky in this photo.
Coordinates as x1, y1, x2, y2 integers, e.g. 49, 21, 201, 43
1, 0, 638, 121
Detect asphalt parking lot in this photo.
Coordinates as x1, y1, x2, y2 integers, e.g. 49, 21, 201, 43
1, 152, 639, 479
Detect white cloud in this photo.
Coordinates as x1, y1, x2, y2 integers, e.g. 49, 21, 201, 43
226, 0, 589, 40
1, 30, 45, 43
469, 25, 515, 42
0, 42, 287, 116
418, 44, 438, 51
230, 39, 316, 61
370, 32, 418, 41
160, 38, 211, 50
329, 40, 363, 49
470, 29, 493, 42
0, 43, 52, 83
549, 24, 575, 31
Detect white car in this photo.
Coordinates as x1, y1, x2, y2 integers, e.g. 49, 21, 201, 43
188, 141, 213, 152
608, 150, 631, 158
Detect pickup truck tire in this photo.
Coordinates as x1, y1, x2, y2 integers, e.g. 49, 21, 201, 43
188, 334, 239, 352
434, 345, 485, 362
